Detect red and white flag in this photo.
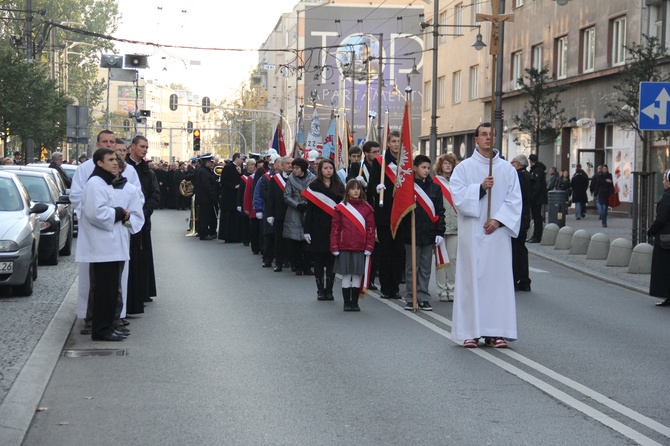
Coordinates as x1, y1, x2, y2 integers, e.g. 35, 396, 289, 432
390, 101, 416, 239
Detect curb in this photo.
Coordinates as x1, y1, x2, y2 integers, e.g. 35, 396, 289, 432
0, 278, 78, 446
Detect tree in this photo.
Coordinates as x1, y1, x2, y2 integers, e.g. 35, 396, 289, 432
607, 34, 670, 245
512, 66, 569, 155
0, 48, 71, 153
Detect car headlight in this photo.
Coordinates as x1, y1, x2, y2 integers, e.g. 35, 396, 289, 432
0, 241, 19, 252
40, 221, 51, 231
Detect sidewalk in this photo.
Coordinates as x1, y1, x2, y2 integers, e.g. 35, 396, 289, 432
527, 212, 651, 295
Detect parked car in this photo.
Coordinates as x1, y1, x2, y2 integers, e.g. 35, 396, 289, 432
0, 171, 48, 296
8, 171, 73, 265
59, 163, 78, 182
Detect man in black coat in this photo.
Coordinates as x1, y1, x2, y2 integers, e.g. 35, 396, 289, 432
511, 154, 534, 291
218, 153, 243, 242
126, 136, 161, 311
367, 132, 405, 299
266, 156, 293, 272
48, 151, 72, 188
571, 163, 590, 220
192, 153, 218, 240
527, 153, 547, 243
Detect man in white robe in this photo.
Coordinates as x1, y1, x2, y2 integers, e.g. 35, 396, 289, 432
450, 123, 522, 348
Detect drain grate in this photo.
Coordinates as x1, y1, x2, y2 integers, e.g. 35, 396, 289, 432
62, 349, 127, 358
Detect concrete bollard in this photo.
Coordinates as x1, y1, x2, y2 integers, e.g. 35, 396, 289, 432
606, 238, 633, 267
586, 233, 610, 260
541, 223, 560, 246
628, 243, 653, 274
569, 229, 591, 255
554, 226, 575, 250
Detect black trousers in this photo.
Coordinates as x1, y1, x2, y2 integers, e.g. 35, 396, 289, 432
312, 251, 335, 280
377, 225, 405, 296
512, 229, 531, 287
249, 217, 261, 254
530, 204, 543, 241
290, 239, 309, 271
86, 263, 123, 326
196, 198, 216, 239
90, 262, 124, 338
240, 214, 250, 245
263, 233, 275, 264
274, 220, 288, 266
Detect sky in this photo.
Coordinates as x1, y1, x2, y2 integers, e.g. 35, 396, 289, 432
113, 0, 299, 101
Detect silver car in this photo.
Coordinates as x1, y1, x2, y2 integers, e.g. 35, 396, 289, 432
0, 171, 48, 296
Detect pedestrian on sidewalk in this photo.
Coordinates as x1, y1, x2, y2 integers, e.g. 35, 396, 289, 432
511, 154, 533, 292
571, 164, 590, 220
331, 179, 375, 311
648, 170, 670, 307
527, 153, 547, 243
593, 164, 614, 227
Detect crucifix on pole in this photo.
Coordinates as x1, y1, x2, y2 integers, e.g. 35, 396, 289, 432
476, 0, 513, 220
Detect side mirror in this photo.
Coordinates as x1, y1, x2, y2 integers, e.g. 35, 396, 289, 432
30, 203, 48, 214
57, 194, 71, 204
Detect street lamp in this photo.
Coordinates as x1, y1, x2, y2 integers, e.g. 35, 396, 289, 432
421, 3, 486, 162
62, 41, 95, 94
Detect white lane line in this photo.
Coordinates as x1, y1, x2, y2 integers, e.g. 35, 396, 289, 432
529, 267, 548, 273
371, 295, 667, 446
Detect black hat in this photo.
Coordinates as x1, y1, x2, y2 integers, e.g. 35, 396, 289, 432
528, 153, 538, 162
199, 153, 213, 161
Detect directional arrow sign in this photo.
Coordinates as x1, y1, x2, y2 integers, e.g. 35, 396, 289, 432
639, 82, 670, 130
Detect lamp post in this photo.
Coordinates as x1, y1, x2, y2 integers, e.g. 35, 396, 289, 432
62, 41, 95, 94
421, 3, 486, 162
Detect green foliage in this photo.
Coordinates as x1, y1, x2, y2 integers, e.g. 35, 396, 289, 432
512, 66, 569, 154
0, 48, 71, 149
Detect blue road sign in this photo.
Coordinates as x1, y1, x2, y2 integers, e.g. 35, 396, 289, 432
639, 82, 670, 130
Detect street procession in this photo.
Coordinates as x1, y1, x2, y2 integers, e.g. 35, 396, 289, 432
2, 0, 670, 445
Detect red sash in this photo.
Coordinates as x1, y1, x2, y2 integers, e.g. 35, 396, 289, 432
376, 155, 397, 184
434, 239, 450, 269
302, 188, 337, 216
414, 183, 439, 224
264, 172, 271, 181
434, 176, 457, 213
335, 202, 366, 237
273, 174, 286, 192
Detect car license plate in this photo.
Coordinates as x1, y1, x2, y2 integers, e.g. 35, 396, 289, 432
0, 262, 13, 272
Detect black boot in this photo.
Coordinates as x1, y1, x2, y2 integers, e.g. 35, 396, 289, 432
342, 287, 352, 311
350, 288, 360, 311
316, 278, 326, 301
324, 274, 335, 301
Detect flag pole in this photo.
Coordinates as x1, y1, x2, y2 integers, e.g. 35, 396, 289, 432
379, 109, 389, 207
405, 85, 418, 312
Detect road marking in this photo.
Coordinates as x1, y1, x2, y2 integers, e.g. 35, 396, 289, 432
371, 294, 668, 446
529, 267, 548, 273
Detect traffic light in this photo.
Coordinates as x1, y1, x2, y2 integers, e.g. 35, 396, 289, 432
202, 96, 211, 114
187, 121, 193, 134
123, 119, 130, 132
193, 129, 201, 151
156, 121, 162, 133
169, 94, 178, 111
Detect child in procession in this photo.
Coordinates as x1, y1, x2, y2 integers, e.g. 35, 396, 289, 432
401, 155, 446, 311
330, 179, 376, 311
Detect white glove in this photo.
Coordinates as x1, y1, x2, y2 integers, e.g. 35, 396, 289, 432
332, 251, 340, 256
435, 235, 444, 246
356, 175, 368, 187
376, 183, 386, 193
303, 233, 311, 243
267, 216, 275, 226
256, 212, 263, 220
236, 206, 242, 212
364, 250, 372, 256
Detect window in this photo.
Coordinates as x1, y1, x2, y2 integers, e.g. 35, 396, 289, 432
469, 65, 479, 100
454, 3, 463, 36
423, 81, 432, 111
611, 16, 626, 66
605, 125, 614, 148
512, 51, 522, 89
452, 71, 461, 104
471, 0, 482, 25
582, 27, 595, 73
556, 35, 568, 79
437, 76, 446, 108
439, 11, 447, 44
513, 0, 524, 7
532, 44, 543, 71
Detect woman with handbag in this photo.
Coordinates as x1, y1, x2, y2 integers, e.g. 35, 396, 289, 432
593, 164, 614, 227
647, 170, 670, 307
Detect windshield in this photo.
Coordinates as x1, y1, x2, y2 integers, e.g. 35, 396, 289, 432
17, 176, 52, 204
0, 178, 23, 211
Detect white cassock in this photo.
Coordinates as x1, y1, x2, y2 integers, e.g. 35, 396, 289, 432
449, 149, 522, 341
111, 180, 145, 318
70, 159, 143, 319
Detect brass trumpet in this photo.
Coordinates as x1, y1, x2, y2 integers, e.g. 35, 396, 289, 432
179, 179, 194, 197
214, 165, 224, 176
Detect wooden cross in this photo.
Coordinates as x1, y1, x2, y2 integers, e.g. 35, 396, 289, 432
476, 0, 514, 56
476, 0, 514, 220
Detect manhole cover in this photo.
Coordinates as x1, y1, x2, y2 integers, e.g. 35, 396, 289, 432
62, 349, 127, 357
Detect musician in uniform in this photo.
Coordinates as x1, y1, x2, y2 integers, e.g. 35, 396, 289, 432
192, 153, 218, 240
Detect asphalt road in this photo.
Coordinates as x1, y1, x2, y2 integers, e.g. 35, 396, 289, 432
17, 210, 670, 445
